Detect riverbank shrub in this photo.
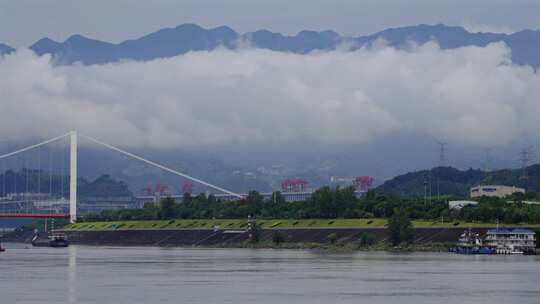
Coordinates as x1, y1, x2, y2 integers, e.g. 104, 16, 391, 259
248, 222, 261, 243
327, 233, 337, 244
272, 230, 284, 245
359, 233, 376, 247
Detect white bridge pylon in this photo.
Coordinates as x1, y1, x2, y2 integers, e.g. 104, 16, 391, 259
0, 131, 243, 223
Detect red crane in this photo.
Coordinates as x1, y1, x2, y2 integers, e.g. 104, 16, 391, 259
141, 184, 153, 196
353, 176, 374, 192
182, 181, 193, 194
155, 183, 169, 196
281, 178, 309, 192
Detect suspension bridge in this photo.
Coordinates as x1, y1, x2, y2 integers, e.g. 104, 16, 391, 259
0, 131, 242, 223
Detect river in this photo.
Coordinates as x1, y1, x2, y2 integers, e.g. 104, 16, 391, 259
1, 243, 539, 303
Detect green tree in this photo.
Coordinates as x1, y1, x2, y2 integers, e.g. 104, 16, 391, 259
388, 208, 414, 246
159, 197, 177, 220
182, 192, 192, 204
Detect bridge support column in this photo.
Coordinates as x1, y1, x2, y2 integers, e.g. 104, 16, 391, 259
69, 131, 78, 223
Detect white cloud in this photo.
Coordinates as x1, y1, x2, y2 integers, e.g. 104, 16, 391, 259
462, 23, 515, 34
0, 43, 539, 149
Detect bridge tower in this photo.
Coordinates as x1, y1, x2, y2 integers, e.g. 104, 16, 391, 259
69, 131, 78, 223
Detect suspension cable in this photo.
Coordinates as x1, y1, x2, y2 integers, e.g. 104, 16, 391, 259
80, 133, 243, 198
14, 155, 17, 202
0, 133, 70, 160
38, 146, 41, 197
25, 153, 28, 213
60, 137, 64, 200
49, 145, 52, 199
1, 159, 4, 197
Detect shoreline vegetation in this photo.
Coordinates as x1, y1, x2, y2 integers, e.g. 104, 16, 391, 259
34, 187, 540, 253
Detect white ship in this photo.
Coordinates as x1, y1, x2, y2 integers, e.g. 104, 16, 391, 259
484, 228, 536, 254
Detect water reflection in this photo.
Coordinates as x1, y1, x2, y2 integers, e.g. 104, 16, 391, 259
68, 246, 77, 304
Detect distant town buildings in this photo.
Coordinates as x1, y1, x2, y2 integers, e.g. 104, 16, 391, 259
470, 185, 525, 198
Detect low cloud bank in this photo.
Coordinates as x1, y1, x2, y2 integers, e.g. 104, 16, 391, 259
0, 42, 539, 148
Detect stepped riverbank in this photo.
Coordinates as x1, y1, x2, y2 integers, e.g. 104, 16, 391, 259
5, 219, 538, 251
57, 227, 488, 249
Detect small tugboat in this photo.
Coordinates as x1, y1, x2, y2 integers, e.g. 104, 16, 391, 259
449, 229, 495, 254
32, 232, 69, 248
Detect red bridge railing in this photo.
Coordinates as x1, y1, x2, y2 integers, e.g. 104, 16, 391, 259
0, 213, 70, 219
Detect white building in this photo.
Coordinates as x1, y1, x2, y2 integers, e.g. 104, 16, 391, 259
470, 185, 525, 198
449, 200, 478, 209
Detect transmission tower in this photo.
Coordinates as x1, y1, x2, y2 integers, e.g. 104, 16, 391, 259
435, 142, 447, 200
482, 148, 493, 172
518, 146, 534, 180
481, 148, 494, 184
438, 142, 448, 167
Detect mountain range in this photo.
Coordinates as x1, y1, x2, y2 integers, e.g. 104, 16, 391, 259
0, 23, 539, 67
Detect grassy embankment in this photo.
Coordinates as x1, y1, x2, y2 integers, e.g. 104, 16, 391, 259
64, 218, 540, 231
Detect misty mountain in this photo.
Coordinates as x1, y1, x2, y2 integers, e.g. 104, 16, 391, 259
353, 23, 506, 49
75, 146, 273, 195
31, 36, 116, 64
376, 165, 540, 197
353, 24, 540, 67
245, 29, 341, 53
0, 23, 531, 67
0, 43, 14, 55
116, 24, 238, 61
29, 24, 240, 64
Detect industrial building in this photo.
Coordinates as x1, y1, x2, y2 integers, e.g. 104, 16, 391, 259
470, 185, 525, 198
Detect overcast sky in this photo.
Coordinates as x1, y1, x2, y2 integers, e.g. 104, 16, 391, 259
1, 0, 540, 46
1, 0, 539, 177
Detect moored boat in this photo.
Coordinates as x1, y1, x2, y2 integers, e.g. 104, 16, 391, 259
485, 228, 536, 255
449, 229, 495, 254
450, 227, 537, 255
32, 232, 69, 248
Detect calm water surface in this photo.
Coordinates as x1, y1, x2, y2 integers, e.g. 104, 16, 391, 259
1, 243, 539, 304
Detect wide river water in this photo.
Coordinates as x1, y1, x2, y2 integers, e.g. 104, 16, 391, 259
1, 243, 539, 304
